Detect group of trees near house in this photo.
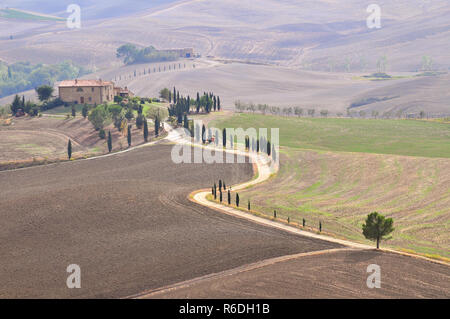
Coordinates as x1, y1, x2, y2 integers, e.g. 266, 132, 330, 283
116, 44, 178, 65
165, 87, 221, 126
9, 84, 71, 117
10, 94, 39, 116
87, 97, 161, 146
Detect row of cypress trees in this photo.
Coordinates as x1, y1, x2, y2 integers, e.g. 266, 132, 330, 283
67, 115, 160, 159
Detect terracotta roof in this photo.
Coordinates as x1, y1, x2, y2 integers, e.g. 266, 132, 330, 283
58, 79, 114, 87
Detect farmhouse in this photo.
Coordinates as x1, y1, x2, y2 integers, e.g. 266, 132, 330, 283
58, 79, 115, 105
159, 48, 194, 58
114, 86, 134, 98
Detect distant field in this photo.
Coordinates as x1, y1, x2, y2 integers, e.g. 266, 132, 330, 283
211, 113, 450, 158
211, 113, 450, 258
0, 8, 64, 21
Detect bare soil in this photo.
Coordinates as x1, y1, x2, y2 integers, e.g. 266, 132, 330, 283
147, 249, 450, 299
0, 144, 339, 298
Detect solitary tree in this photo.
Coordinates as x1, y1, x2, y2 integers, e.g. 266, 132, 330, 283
35, 85, 54, 102
67, 139, 72, 159
236, 193, 240, 207
248, 200, 251, 211
107, 131, 112, 153
362, 212, 394, 249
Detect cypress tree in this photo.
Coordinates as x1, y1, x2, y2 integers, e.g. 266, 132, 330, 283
217, 96, 221, 110
127, 125, 132, 147
267, 141, 271, 156
143, 119, 149, 142
219, 191, 222, 203
222, 128, 227, 147
107, 131, 112, 153
173, 87, 177, 103
155, 116, 160, 136
202, 124, 206, 143
223, 181, 226, 189
227, 190, 231, 205
82, 104, 88, 118
236, 193, 240, 207
248, 200, 251, 211
219, 180, 222, 191
67, 140, 72, 159
183, 114, 189, 129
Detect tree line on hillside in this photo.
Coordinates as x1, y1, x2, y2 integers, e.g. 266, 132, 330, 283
210, 178, 395, 249
66, 96, 162, 160
0, 61, 89, 98
116, 44, 178, 65
113, 62, 190, 84
234, 100, 438, 119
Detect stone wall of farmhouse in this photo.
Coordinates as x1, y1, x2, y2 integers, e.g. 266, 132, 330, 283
59, 85, 114, 104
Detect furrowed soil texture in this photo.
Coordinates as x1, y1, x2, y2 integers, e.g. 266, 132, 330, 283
0, 144, 340, 298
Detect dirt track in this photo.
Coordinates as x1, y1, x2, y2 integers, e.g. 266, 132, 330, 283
0, 144, 340, 298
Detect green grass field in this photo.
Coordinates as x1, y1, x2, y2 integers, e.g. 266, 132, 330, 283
42, 104, 84, 115
0, 8, 64, 21
210, 113, 450, 258
211, 113, 450, 158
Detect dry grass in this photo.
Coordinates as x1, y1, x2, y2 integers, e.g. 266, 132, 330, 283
238, 149, 450, 257
0, 116, 156, 166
